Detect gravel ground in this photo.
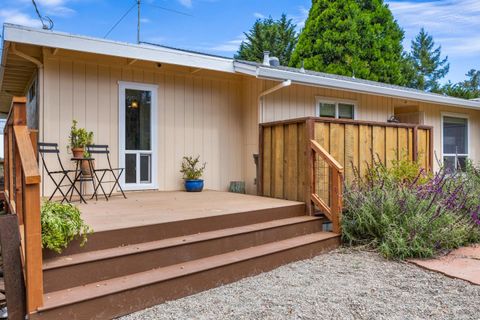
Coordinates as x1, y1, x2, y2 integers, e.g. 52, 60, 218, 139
118, 249, 480, 320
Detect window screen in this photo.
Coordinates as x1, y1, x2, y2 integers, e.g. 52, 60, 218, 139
319, 102, 336, 118
338, 103, 354, 119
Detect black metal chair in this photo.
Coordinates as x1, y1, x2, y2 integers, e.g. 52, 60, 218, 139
86, 145, 127, 199
38, 142, 85, 203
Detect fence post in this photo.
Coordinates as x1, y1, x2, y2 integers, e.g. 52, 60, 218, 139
412, 126, 418, 162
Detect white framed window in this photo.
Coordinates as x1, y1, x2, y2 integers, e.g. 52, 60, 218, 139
441, 113, 469, 172
315, 97, 356, 119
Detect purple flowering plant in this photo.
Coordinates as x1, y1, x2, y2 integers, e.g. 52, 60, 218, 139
342, 158, 480, 260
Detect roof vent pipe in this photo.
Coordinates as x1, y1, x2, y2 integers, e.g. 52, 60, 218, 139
263, 51, 270, 66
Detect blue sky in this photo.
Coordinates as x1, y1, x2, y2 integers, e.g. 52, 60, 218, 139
0, 0, 478, 83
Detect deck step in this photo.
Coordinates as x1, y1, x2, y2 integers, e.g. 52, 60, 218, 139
43, 203, 306, 258
42, 216, 326, 292
33, 232, 340, 320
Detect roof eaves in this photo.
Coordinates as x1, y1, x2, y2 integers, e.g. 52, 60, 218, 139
3, 24, 235, 73
234, 61, 480, 110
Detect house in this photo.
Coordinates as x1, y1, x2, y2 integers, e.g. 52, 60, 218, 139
1, 24, 479, 197
0, 23, 478, 319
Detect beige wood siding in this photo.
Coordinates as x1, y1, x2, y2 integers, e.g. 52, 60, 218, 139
41, 52, 244, 196
39, 50, 480, 197
242, 78, 480, 194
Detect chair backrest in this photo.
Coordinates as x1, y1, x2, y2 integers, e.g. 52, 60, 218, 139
86, 145, 113, 169
37, 142, 67, 173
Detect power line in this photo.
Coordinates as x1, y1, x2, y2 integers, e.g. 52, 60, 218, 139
104, 1, 137, 39
146, 3, 194, 17
31, 0, 54, 30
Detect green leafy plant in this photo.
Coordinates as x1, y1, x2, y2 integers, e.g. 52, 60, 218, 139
180, 156, 206, 180
69, 120, 93, 150
41, 201, 92, 253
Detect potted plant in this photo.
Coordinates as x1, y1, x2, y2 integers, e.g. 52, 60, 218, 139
41, 201, 92, 254
180, 155, 206, 192
68, 120, 94, 175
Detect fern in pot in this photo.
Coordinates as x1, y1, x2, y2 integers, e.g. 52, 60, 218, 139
180, 156, 206, 192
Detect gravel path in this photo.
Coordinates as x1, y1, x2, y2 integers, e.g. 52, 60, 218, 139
118, 249, 480, 320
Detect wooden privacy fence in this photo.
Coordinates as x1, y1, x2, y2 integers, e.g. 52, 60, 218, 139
3, 97, 43, 313
258, 117, 433, 232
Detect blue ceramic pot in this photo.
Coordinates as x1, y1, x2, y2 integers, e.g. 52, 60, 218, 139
184, 179, 204, 192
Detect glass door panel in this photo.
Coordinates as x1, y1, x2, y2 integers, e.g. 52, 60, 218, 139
119, 82, 157, 190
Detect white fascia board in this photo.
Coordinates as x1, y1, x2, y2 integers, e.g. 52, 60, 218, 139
232, 61, 258, 76
0, 41, 9, 91
3, 24, 235, 73
234, 62, 480, 110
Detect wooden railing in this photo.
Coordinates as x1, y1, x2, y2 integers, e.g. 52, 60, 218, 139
258, 117, 433, 234
3, 97, 43, 313
310, 139, 343, 233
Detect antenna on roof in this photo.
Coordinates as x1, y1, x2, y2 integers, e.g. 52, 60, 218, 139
31, 0, 54, 30
137, 0, 141, 44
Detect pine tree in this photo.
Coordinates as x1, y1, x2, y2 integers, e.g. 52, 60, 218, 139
441, 69, 480, 99
463, 69, 480, 97
408, 28, 449, 91
290, 0, 408, 85
235, 14, 298, 66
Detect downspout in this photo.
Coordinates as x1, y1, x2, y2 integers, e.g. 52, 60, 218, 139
258, 79, 291, 123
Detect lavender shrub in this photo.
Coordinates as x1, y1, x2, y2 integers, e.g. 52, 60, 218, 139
342, 159, 480, 260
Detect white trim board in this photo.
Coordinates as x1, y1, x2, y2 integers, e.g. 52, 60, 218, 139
3, 24, 235, 73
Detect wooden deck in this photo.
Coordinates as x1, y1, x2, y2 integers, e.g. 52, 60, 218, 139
35, 189, 340, 319
78, 190, 304, 232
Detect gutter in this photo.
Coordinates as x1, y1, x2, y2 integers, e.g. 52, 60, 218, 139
258, 80, 292, 123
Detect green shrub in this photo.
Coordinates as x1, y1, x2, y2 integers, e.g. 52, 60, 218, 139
180, 155, 206, 180
343, 159, 480, 260
41, 201, 92, 253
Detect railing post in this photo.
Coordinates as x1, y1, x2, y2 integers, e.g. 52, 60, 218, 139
23, 181, 43, 312
3, 97, 43, 313
305, 119, 314, 215
330, 168, 343, 234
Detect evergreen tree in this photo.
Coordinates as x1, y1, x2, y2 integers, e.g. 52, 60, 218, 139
408, 28, 449, 91
235, 14, 298, 66
290, 0, 408, 85
440, 69, 480, 99
463, 69, 480, 97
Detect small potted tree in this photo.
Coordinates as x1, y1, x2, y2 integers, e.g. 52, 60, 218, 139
69, 120, 94, 175
180, 155, 206, 192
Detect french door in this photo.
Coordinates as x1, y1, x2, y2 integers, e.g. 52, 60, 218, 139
119, 81, 158, 190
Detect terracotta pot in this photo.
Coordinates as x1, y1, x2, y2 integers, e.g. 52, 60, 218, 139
72, 147, 84, 158
81, 160, 94, 177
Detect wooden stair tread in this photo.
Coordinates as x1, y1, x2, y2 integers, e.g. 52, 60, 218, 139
40, 232, 339, 311
43, 216, 324, 270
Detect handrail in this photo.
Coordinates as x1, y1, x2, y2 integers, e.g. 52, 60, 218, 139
3, 97, 43, 313
310, 140, 343, 171
310, 139, 343, 234
13, 126, 41, 184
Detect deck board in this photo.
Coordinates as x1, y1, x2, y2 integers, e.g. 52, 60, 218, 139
77, 190, 303, 232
